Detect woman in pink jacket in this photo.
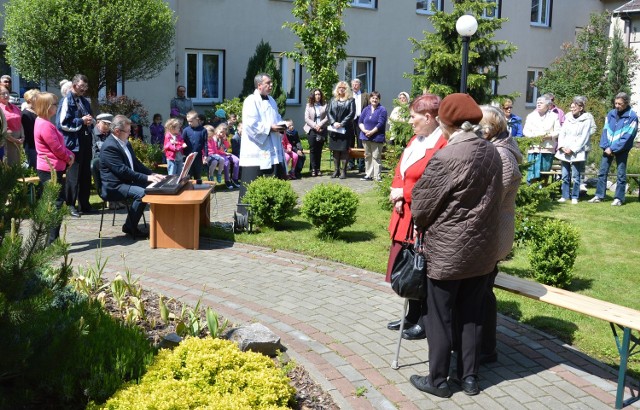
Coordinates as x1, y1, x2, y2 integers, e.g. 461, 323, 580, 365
34, 92, 75, 243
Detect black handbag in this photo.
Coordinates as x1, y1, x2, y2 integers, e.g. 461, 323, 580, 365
390, 231, 426, 300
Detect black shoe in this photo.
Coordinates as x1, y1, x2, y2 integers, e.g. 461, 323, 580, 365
387, 319, 415, 331
122, 224, 149, 239
479, 351, 498, 364
81, 207, 98, 215
454, 376, 480, 396
402, 323, 426, 340
69, 206, 81, 218
410, 375, 452, 398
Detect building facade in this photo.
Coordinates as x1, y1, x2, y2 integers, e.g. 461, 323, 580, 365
0, 0, 629, 131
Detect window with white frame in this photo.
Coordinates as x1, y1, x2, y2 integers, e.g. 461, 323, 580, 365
273, 53, 301, 104
350, 0, 375, 9
526, 69, 544, 105
480, 66, 498, 95
340, 57, 374, 93
416, 0, 443, 15
531, 0, 552, 27
185, 50, 224, 103
482, 0, 500, 19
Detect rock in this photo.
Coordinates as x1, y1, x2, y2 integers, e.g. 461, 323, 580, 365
227, 323, 287, 357
159, 332, 183, 348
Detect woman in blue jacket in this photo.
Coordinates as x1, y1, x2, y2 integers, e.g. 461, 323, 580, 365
358, 91, 387, 181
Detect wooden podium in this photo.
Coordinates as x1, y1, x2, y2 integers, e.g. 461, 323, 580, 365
142, 183, 212, 249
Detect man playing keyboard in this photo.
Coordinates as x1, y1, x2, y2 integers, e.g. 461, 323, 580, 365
100, 115, 165, 239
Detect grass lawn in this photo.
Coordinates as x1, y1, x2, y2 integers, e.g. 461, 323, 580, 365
234, 187, 640, 377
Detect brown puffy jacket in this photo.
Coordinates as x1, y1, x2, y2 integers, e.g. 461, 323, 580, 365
411, 131, 503, 281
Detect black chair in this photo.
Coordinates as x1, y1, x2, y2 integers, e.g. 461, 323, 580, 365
90, 158, 146, 237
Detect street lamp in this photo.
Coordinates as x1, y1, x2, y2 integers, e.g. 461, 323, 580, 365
456, 14, 478, 94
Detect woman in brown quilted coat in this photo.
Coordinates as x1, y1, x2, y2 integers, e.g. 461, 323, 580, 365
409, 94, 503, 399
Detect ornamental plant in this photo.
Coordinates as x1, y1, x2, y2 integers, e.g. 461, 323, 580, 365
98, 95, 150, 127
301, 183, 359, 238
242, 177, 298, 228
528, 219, 580, 289
92, 337, 296, 409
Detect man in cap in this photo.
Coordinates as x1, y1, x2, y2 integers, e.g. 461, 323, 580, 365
93, 113, 113, 159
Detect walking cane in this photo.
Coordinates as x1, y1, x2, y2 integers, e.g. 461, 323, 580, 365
391, 298, 409, 369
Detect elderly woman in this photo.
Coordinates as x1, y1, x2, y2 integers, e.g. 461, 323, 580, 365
358, 91, 387, 181
523, 95, 561, 183
555, 96, 596, 204
0, 84, 25, 166
386, 94, 447, 340
303, 88, 328, 177
478, 105, 523, 364
21, 89, 40, 169
501, 98, 523, 137
410, 94, 503, 399
34, 92, 75, 243
327, 80, 355, 179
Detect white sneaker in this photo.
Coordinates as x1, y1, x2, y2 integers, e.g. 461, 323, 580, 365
588, 197, 601, 203
611, 198, 623, 206
557, 197, 567, 203
571, 199, 578, 205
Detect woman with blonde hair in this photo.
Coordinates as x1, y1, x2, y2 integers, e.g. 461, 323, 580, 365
34, 92, 75, 243
478, 105, 522, 364
327, 80, 355, 179
22, 88, 41, 169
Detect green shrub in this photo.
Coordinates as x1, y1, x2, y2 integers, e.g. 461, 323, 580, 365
242, 177, 298, 228
93, 337, 295, 410
98, 95, 150, 127
205, 97, 244, 123
528, 219, 580, 289
301, 183, 359, 238
130, 138, 163, 170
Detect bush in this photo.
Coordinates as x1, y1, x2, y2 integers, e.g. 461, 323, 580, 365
92, 338, 295, 410
205, 97, 244, 123
242, 177, 298, 228
98, 95, 150, 127
301, 183, 359, 238
129, 138, 163, 170
528, 219, 580, 289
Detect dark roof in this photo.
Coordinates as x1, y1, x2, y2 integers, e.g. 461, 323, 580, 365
615, 0, 640, 14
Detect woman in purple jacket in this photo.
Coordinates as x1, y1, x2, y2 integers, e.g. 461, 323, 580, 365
358, 91, 387, 181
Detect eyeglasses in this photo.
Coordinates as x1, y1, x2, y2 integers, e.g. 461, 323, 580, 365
0, 92, 10, 97
502, 106, 513, 110
76, 84, 89, 91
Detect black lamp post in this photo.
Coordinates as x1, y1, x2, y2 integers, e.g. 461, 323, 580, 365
456, 15, 478, 94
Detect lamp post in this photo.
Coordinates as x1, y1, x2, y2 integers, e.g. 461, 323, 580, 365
456, 14, 478, 94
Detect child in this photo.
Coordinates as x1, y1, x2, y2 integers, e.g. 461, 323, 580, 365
281, 131, 298, 180
182, 110, 208, 183
231, 122, 242, 158
227, 113, 238, 135
164, 118, 187, 176
204, 124, 225, 184
149, 113, 164, 146
214, 123, 241, 189
285, 119, 306, 179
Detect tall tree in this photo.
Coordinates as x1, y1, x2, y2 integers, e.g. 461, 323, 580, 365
2, 0, 176, 111
407, 0, 517, 103
535, 12, 611, 103
283, 0, 350, 98
240, 40, 287, 116
606, 26, 638, 106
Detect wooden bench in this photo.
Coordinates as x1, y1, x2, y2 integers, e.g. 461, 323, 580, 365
494, 272, 640, 409
540, 170, 640, 200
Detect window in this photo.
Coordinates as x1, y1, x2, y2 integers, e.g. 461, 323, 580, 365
531, 0, 552, 27
350, 0, 375, 9
340, 57, 374, 93
416, 0, 443, 15
273, 53, 301, 104
482, 0, 500, 19
480, 66, 498, 96
526, 69, 544, 105
185, 50, 224, 104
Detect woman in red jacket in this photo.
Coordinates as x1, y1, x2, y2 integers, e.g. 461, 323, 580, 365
386, 93, 446, 340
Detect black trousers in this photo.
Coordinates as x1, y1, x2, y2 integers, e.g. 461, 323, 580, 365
481, 265, 499, 356
307, 131, 325, 171
424, 273, 490, 386
237, 163, 287, 217
65, 137, 92, 210
38, 169, 66, 243
189, 152, 204, 183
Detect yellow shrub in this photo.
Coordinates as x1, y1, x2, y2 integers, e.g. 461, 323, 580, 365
91, 338, 295, 410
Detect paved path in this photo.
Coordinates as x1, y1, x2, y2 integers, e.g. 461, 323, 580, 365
64, 173, 638, 409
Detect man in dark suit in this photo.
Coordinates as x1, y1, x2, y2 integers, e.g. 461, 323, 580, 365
99, 115, 165, 238
350, 78, 369, 172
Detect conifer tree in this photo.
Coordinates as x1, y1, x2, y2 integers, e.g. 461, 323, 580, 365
241, 40, 287, 116
283, 0, 350, 98
606, 26, 638, 106
407, 0, 516, 103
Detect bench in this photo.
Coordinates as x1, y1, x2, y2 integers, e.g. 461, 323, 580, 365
539, 170, 640, 200
494, 272, 640, 409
